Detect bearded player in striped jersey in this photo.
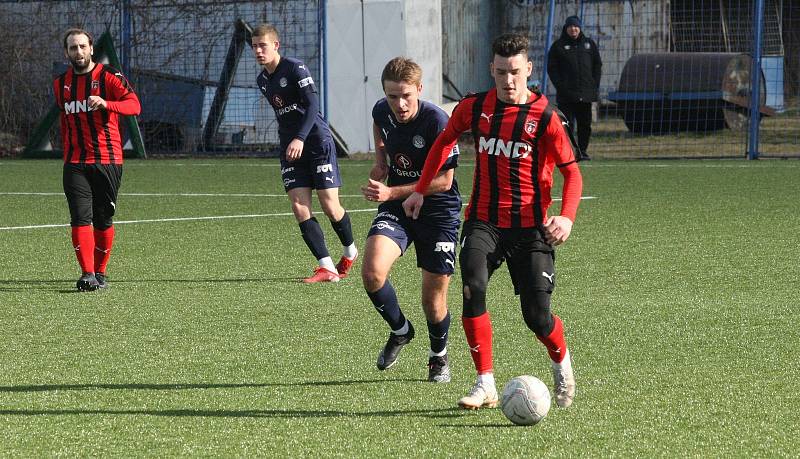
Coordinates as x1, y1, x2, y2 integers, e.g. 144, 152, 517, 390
55, 29, 141, 291
403, 33, 583, 409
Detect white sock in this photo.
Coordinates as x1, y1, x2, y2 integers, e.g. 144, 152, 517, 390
477, 373, 495, 388
318, 257, 336, 272
429, 347, 447, 358
391, 320, 409, 335
343, 244, 358, 260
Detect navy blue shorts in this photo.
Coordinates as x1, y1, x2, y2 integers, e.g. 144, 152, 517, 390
280, 140, 341, 191
367, 202, 460, 275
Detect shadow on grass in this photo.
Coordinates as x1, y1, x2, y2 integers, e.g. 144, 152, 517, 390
0, 277, 303, 293
0, 378, 422, 393
0, 407, 465, 420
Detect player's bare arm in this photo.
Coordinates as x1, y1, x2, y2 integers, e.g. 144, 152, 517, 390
363, 169, 453, 203
370, 123, 389, 181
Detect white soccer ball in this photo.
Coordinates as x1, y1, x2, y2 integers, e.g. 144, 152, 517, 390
501, 375, 551, 426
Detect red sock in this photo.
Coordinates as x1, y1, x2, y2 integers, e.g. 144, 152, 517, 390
462, 312, 493, 374
94, 226, 115, 274
71, 225, 95, 273
537, 314, 568, 363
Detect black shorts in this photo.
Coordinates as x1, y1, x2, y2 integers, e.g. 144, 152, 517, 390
367, 201, 460, 275
63, 163, 123, 228
460, 219, 556, 295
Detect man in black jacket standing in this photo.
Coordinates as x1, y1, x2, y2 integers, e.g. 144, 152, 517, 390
547, 16, 602, 160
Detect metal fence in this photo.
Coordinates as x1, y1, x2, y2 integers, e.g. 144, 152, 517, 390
0, 0, 321, 157
495, 0, 799, 158
0, 0, 797, 159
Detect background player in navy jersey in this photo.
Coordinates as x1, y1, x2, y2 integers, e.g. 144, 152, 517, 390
56, 28, 141, 291
404, 34, 583, 409
361, 58, 461, 382
251, 24, 357, 283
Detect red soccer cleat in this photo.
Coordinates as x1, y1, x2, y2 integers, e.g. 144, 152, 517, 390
302, 267, 340, 283
335, 255, 357, 278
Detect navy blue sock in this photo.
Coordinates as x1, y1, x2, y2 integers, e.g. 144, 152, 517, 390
330, 212, 354, 246
427, 311, 451, 354
366, 280, 405, 331
298, 217, 329, 260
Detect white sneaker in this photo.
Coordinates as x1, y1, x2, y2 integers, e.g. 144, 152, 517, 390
457, 382, 498, 410
552, 349, 576, 408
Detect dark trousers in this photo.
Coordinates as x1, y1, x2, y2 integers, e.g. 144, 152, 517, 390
558, 101, 593, 157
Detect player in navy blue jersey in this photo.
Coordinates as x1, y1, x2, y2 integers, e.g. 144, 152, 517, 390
361, 57, 461, 382
251, 24, 357, 283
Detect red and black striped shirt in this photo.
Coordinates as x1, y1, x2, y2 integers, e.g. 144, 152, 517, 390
53, 63, 141, 164
415, 89, 582, 228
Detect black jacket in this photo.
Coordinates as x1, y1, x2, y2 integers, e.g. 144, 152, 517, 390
547, 27, 602, 104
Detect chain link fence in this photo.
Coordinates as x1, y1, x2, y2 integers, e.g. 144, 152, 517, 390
0, 0, 320, 157
1, 0, 797, 158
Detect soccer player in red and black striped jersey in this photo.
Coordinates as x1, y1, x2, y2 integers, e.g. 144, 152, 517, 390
403, 33, 583, 410
55, 28, 141, 291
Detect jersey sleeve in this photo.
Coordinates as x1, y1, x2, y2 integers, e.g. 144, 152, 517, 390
292, 62, 320, 142
103, 70, 141, 116
430, 109, 459, 172
542, 112, 582, 221
543, 112, 578, 166
414, 98, 473, 193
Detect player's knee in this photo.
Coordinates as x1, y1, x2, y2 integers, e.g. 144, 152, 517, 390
461, 279, 488, 318
361, 268, 385, 293
521, 291, 553, 336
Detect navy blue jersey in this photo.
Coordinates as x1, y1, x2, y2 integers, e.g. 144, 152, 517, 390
257, 57, 333, 150
372, 99, 461, 218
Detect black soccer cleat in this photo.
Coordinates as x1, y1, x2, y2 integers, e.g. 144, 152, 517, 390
76, 272, 100, 292
427, 354, 451, 383
95, 272, 108, 289
376, 321, 415, 370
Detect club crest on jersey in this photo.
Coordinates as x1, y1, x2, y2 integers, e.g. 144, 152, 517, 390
412, 135, 425, 149
272, 95, 284, 107
395, 153, 412, 170
279, 77, 288, 87
525, 120, 537, 134
478, 136, 532, 159
91, 80, 99, 89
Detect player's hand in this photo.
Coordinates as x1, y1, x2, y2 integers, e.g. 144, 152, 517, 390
361, 178, 391, 203
544, 215, 573, 245
369, 163, 388, 181
87, 96, 107, 111
285, 139, 304, 162
402, 192, 424, 219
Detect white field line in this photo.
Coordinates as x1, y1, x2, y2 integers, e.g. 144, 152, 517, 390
0, 197, 596, 231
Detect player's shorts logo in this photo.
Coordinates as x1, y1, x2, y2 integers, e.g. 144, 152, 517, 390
279, 77, 288, 87
412, 135, 425, 149
316, 164, 333, 173
283, 178, 296, 187
395, 153, 412, 170
373, 221, 396, 231
434, 242, 455, 253
273, 95, 284, 107
281, 166, 294, 174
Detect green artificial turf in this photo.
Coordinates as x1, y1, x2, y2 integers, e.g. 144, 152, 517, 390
1, 158, 798, 456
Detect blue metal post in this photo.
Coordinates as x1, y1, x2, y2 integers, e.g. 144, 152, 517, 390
540, 0, 557, 94
747, 0, 765, 160
320, 0, 328, 120
121, 0, 131, 75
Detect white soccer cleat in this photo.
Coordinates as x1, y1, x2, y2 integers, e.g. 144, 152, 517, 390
457, 381, 498, 410
552, 349, 576, 408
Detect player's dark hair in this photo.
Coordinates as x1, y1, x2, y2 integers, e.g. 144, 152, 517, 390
492, 33, 530, 58
252, 24, 279, 42
63, 28, 93, 50
381, 57, 422, 88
